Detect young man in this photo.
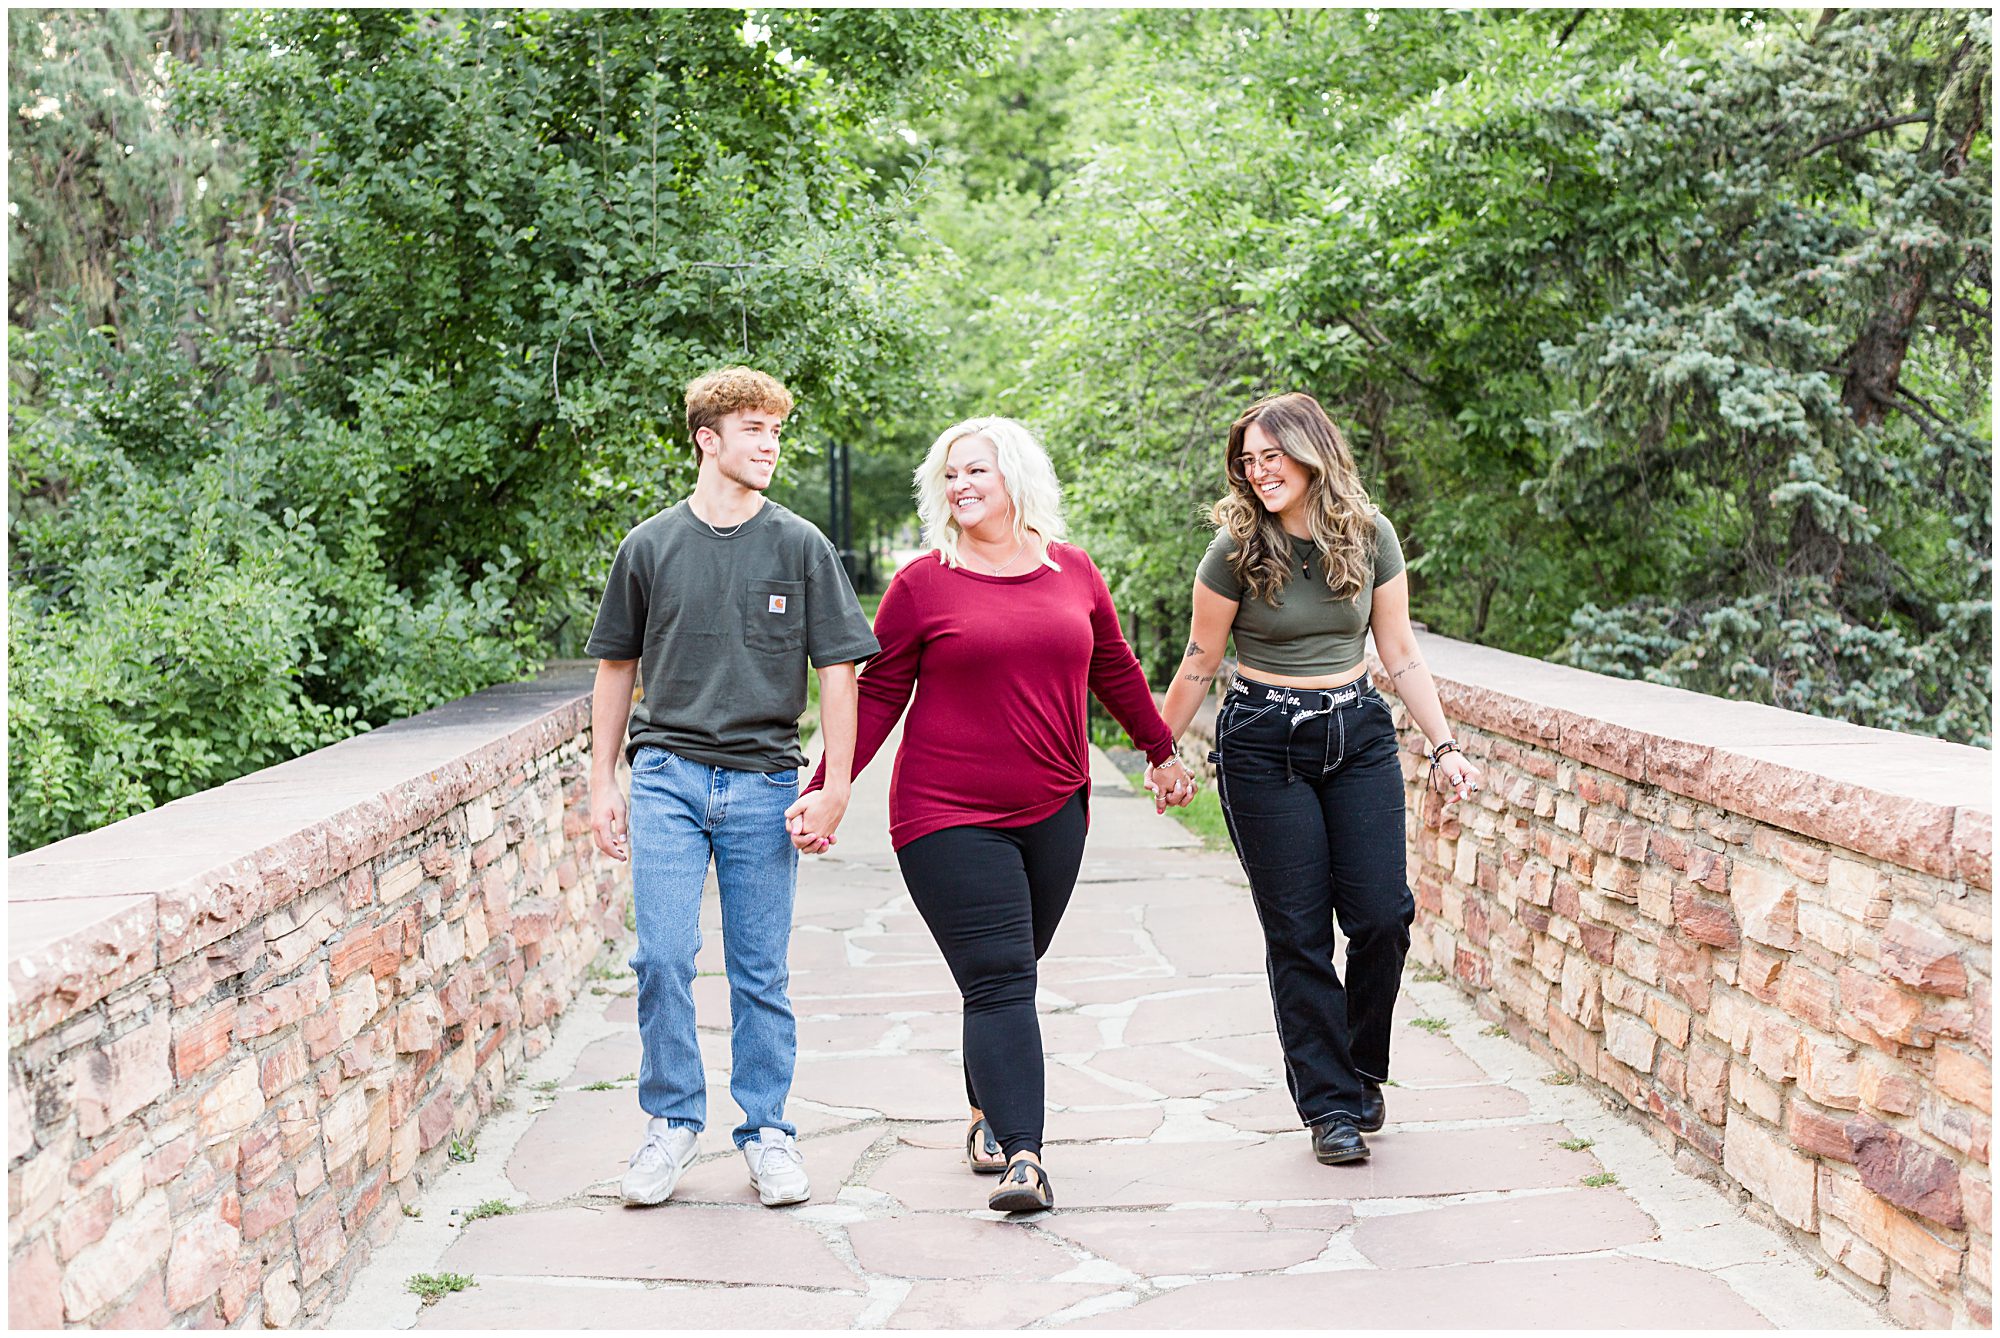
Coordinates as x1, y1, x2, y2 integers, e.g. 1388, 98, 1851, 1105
586, 366, 877, 1208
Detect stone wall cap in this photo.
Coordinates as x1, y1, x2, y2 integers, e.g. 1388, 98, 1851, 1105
8, 666, 597, 1035
1411, 631, 1989, 802
9, 894, 159, 1041
9, 667, 594, 881
1398, 631, 1990, 880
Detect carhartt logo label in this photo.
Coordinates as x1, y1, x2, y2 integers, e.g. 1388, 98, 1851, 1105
768, 595, 788, 614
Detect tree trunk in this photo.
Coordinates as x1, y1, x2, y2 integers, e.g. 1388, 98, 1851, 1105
1816, 24, 1986, 580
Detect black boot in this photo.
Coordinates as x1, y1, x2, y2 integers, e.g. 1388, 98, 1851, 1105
1311, 1116, 1369, 1165
1356, 1081, 1385, 1134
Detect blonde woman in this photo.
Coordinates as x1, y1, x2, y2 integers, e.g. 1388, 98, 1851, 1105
798, 417, 1192, 1213
1159, 391, 1480, 1167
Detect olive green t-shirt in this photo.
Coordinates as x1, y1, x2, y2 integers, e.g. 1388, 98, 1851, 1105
585, 500, 880, 772
1194, 512, 1405, 676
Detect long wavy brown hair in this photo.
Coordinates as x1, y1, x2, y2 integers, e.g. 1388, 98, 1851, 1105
1212, 391, 1379, 605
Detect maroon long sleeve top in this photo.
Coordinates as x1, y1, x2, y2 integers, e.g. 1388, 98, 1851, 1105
806, 543, 1175, 850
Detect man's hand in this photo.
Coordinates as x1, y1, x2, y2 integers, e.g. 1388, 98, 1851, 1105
785, 787, 849, 855
588, 658, 639, 863
591, 785, 630, 861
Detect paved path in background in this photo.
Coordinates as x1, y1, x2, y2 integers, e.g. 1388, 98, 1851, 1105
332, 735, 1885, 1331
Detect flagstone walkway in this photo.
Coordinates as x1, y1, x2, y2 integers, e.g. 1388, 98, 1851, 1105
330, 738, 1885, 1330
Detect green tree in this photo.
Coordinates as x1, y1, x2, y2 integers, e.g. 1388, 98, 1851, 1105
10, 8, 1003, 850
972, 9, 1989, 741
6, 8, 239, 328
1536, 10, 1991, 741
184, 7, 1000, 638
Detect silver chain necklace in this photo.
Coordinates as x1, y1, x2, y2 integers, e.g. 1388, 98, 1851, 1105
971, 535, 1028, 575
694, 504, 751, 538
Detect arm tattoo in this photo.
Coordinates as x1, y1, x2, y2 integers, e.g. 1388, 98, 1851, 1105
1181, 672, 1214, 685
1183, 640, 1205, 659
1389, 658, 1422, 682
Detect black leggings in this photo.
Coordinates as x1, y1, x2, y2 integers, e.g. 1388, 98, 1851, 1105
895, 790, 1087, 1160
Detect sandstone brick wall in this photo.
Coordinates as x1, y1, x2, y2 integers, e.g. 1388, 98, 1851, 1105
1374, 634, 1991, 1329
7, 669, 629, 1329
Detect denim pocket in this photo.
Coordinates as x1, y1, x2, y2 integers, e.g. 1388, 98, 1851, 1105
630, 746, 675, 776
759, 767, 800, 790
1217, 700, 1277, 741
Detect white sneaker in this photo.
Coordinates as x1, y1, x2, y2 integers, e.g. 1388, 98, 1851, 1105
621, 1120, 699, 1206
742, 1127, 810, 1206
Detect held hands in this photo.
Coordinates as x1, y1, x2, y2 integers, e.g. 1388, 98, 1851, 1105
1145, 756, 1197, 813
785, 788, 847, 855
1430, 748, 1483, 806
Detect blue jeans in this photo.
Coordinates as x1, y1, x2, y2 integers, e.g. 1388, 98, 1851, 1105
626, 747, 800, 1147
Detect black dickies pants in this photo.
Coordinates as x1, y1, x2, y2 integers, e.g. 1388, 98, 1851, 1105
1212, 679, 1414, 1126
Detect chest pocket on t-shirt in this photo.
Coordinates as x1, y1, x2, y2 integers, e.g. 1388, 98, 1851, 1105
746, 579, 805, 653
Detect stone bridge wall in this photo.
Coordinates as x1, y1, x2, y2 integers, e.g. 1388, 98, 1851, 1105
7, 668, 627, 1328
12, 637, 1993, 1328
1374, 633, 1991, 1329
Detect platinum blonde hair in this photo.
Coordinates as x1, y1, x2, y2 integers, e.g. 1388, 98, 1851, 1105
914, 416, 1067, 570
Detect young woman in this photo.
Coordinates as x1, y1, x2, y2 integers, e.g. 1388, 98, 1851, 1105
1159, 391, 1480, 1166
799, 416, 1193, 1213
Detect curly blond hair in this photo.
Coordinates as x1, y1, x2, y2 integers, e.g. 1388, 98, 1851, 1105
684, 366, 795, 449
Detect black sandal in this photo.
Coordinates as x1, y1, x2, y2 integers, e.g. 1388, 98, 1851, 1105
966, 1118, 1006, 1175
987, 1157, 1054, 1213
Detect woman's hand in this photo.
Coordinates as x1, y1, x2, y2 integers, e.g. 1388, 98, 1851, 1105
1431, 749, 1483, 805
1146, 756, 1197, 812
785, 788, 846, 853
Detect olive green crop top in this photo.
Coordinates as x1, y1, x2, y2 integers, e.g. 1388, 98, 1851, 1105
1194, 512, 1405, 675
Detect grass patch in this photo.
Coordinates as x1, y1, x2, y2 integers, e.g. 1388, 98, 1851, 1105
1557, 1137, 1595, 1152
402, 1204, 422, 1219
623, 898, 636, 933
1542, 1071, 1576, 1086
462, 1199, 514, 1222
1409, 964, 1446, 983
1125, 771, 1233, 850
447, 1136, 477, 1163
1408, 1017, 1450, 1034
586, 964, 627, 981
532, 1079, 559, 1093
581, 1079, 619, 1092
1480, 1023, 1509, 1037
406, 1273, 475, 1305
1581, 1172, 1619, 1188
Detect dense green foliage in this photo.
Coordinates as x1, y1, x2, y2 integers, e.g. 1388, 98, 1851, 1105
9, 7, 998, 850
8, 8, 1990, 851
6, 10, 240, 327
907, 8, 1991, 739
